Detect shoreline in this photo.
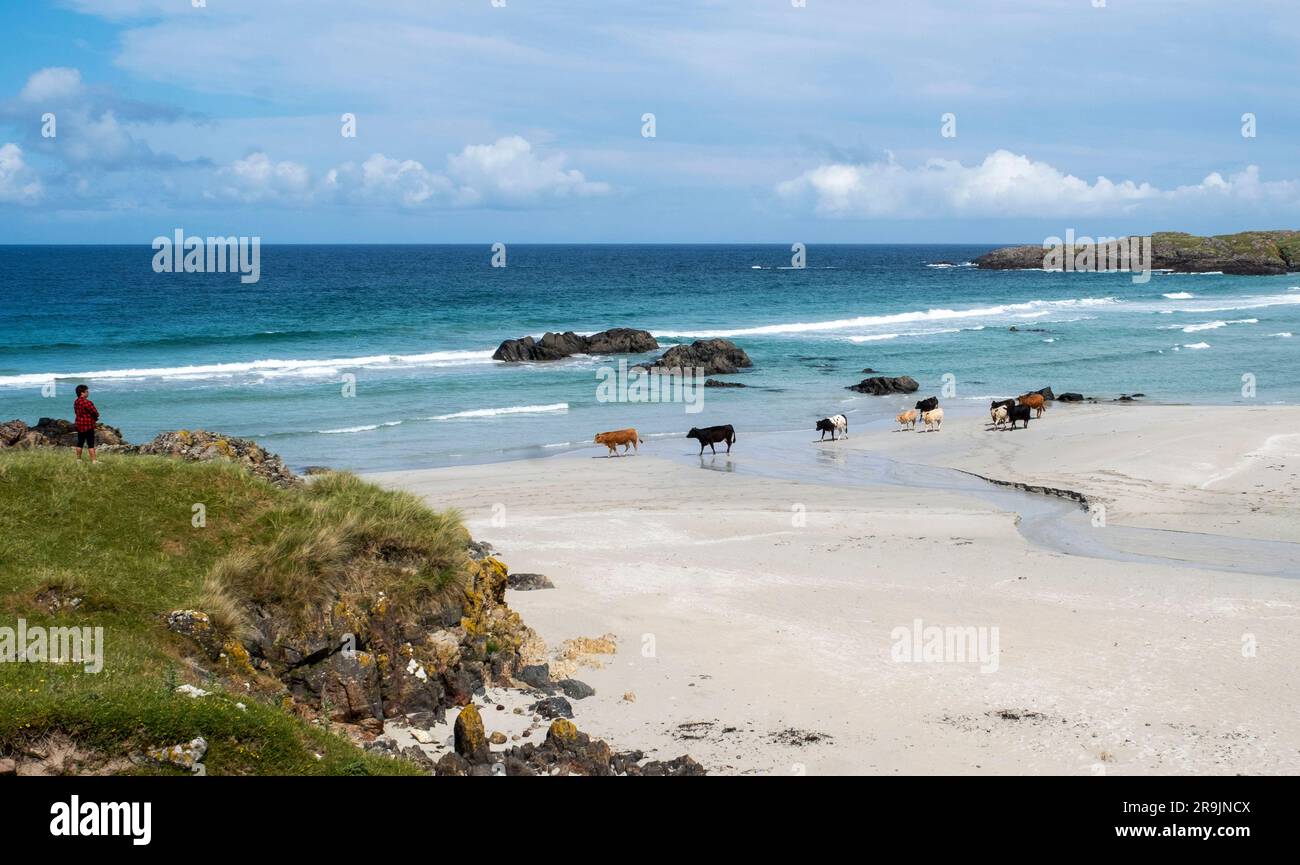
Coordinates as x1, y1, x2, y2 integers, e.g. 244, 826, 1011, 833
371, 403, 1300, 774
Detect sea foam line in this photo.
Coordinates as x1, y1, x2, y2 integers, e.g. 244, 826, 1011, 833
651, 297, 1119, 338
0, 349, 498, 388
429, 403, 569, 421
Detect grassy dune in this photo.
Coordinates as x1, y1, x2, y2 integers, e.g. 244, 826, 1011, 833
0, 449, 451, 775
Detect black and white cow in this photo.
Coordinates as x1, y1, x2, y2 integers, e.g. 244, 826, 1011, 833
815, 414, 848, 441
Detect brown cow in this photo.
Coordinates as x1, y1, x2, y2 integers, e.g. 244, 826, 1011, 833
1018, 393, 1047, 418
595, 427, 642, 456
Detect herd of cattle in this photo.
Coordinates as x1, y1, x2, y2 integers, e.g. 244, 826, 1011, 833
592, 391, 1049, 456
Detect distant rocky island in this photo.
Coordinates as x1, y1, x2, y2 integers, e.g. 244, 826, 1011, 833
976, 230, 1300, 275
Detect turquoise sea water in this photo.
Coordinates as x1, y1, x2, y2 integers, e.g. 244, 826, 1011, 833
1, 244, 1297, 472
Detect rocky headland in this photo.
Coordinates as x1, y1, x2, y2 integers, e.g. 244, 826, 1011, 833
975, 230, 1300, 275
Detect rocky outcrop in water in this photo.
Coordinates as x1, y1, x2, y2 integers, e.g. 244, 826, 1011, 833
846, 375, 919, 395
637, 338, 753, 376
492, 328, 658, 362
976, 230, 1300, 275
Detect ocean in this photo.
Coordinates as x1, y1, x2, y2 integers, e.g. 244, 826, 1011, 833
2, 244, 1297, 472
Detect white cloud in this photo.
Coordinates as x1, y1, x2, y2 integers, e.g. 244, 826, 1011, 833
0, 144, 43, 204
445, 136, 610, 206
776, 150, 1300, 219
6, 67, 188, 171
211, 137, 610, 209
209, 152, 313, 203
19, 67, 84, 102
325, 154, 452, 208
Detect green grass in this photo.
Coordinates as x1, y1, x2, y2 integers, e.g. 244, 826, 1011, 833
0, 450, 441, 775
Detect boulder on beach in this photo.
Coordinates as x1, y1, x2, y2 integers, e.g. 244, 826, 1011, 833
1026, 386, 1055, 400
1057, 392, 1085, 402
703, 378, 747, 388
507, 572, 555, 591
638, 338, 753, 376
492, 328, 658, 362
846, 375, 919, 395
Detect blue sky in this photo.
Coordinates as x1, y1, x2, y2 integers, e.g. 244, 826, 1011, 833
1, 0, 1298, 243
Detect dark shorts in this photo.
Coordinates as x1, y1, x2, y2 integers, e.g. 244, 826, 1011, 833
76, 429, 96, 448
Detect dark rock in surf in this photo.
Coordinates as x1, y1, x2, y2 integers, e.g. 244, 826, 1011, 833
492, 328, 658, 362
637, 338, 753, 377
846, 376, 919, 395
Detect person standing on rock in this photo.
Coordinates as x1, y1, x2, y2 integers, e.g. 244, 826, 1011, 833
73, 384, 99, 463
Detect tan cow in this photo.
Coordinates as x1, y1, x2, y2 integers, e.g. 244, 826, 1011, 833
1018, 393, 1047, 418
595, 427, 642, 456
896, 409, 918, 430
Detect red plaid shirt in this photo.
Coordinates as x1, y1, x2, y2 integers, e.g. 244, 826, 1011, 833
74, 396, 99, 432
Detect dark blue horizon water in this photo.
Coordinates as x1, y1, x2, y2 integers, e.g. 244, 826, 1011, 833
2, 244, 1297, 472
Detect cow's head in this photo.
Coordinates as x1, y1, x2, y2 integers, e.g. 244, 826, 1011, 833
686, 427, 700, 439
594, 432, 607, 444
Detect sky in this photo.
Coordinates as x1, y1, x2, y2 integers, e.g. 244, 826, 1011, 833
1, 0, 1298, 243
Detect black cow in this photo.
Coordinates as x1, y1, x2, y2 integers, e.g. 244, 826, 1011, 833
687, 424, 736, 455
1006, 404, 1032, 430
990, 398, 1016, 414
915, 396, 939, 415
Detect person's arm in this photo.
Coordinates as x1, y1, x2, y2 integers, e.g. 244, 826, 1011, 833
90, 400, 99, 420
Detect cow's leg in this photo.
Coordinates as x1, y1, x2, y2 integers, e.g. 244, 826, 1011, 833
709, 442, 716, 454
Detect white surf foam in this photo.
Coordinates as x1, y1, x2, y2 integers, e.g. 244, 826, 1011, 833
1173, 318, 1259, 333
429, 403, 569, 421
1182, 342, 1212, 350
319, 421, 402, 434
0, 349, 498, 388
1162, 292, 1194, 299
652, 297, 1119, 338
1164, 294, 1300, 315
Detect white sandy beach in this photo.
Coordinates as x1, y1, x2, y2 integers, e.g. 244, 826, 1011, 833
370, 404, 1300, 775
